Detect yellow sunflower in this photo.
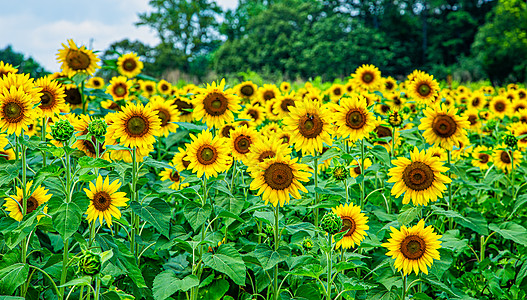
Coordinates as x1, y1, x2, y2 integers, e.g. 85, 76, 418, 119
117, 52, 143, 78
468, 91, 487, 110
388, 147, 451, 206
472, 145, 492, 170
0, 134, 15, 160
86, 77, 105, 89
257, 84, 280, 103
352, 64, 382, 90
63, 84, 83, 108
159, 163, 188, 190
217, 122, 236, 138
148, 95, 179, 137
283, 98, 333, 155
280, 81, 291, 93
185, 130, 231, 178
264, 99, 281, 121
172, 95, 194, 123
275, 129, 292, 146
272, 92, 297, 119
386, 93, 405, 111
3, 181, 51, 221
84, 175, 129, 227
236, 81, 258, 100
407, 73, 440, 105
227, 125, 259, 163
426, 145, 447, 162
73, 115, 109, 159
193, 79, 241, 128
489, 96, 512, 119
260, 122, 282, 137
334, 95, 375, 143
106, 76, 133, 101
349, 157, 372, 178
383, 77, 398, 92
463, 108, 481, 132
0, 73, 42, 105
0, 61, 18, 78
372, 117, 400, 152
56, 39, 100, 75
511, 122, 527, 149
327, 84, 344, 102
332, 203, 369, 249
493, 145, 522, 173
101, 99, 121, 111
106, 102, 162, 149
418, 104, 470, 149
246, 135, 292, 174
35, 76, 66, 118
139, 80, 156, 98
382, 219, 442, 276
157, 80, 172, 95
172, 147, 191, 172
239, 103, 266, 126
0, 86, 41, 135
249, 153, 312, 207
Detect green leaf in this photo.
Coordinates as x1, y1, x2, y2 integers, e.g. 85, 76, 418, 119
254, 244, 290, 270
175, 122, 207, 131
78, 156, 113, 168
5, 211, 39, 249
202, 244, 246, 286
72, 72, 89, 85
511, 194, 527, 216
130, 199, 171, 237
142, 157, 174, 170
200, 279, 229, 300
397, 205, 421, 226
370, 145, 391, 164
57, 276, 92, 288
295, 284, 321, 300
184, 202, 212, 231
0, 263, 29, 295
48, 194, 90, 240
153, 272, 199, 300
490, 222, 527, 246
0, 163, 19, 187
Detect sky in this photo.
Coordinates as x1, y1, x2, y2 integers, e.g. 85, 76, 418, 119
0, 0, 238, 72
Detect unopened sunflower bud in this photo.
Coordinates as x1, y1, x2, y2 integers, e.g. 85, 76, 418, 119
51, 119, 74, 142
332, 166, 348, 181
88, 119, 107, 137
504, 134, 518, 149
302, 237, 314, 251
78, 251, 101, 276
320, 212, 343, 235
388, 110, 403, 127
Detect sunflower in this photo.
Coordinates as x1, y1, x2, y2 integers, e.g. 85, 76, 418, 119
139, 80, 156, 98
407, 73, 440, 105
185, 130, 231, 178
264, 99, 281, 121
517, 88, 527, 101
106, 76, 132, 101
328, 84, 344, 102
451, 135, 472, 161
106, 102, 162, 149
283, 98, 333, 156
511, 122, 527, 149
493, 145, 522, 173
63, 84, 83, 108
172, 95, 194, 123
332, 203, 369, 249
87, 77, 105, 89
257, 84, 280, 103
246, 135, 292, 174
407, 69, 427, 82
463, 108, 481, 132
239, 103, 266, 126
148, 95, 179, 137
272, 92, 297, 119
386, 93, 405, 111
352, 64, 382, 90
388, 147, 451, 206
334, 95, 375, 143
227, 125, 259, 162
0, 61, 18, 78
275, 129, 292, 146
157, 80, 172, 95
217, 122, 236, 138
84, 175, 129, 227
372, 117, 400, 152
56, 39, 100, 75
35, 76, 66, 118
101, 100, 121, 111
172, 147, 191, 172
0, 134, 15, 160
159, 163, 188, 190
426, 145, 447, 162
280, 82, 291, 93
237, 81, 257, 100
471, 145, 492, 170
73, 115, 109, 159
0, 86, 41, 135
3, 181, 51, 221
349, 157, 372, 178
249, 153, 312, 207
117, 52, 143, 78
383, 77, 398, 92
344, 80, 356, 95
382, 219, 442, 276
261, 122, 281, 137
489, 96, 512, 119
0, 73, 42, 104
193, 79, 241, 128
418, 104, 470, 149
468, 91, 486, 110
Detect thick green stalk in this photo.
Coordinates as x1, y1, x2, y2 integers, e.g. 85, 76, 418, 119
510, 149, 515, 200
94, 275, 101, 300
360, 139, 365, 209
41, 117, 47, 167
19, 139, 28, 297
447, 150, 453, 230
273, 204, 280, 300
402, 274, 407, 300
60, 143, 72, 299
326, 233, 333, 300
81, 81, 87, 115
130, 148, 138, 256
314, 156, 319, 227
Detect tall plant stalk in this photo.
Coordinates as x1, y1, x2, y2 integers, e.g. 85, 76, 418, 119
59, 141, 72, 299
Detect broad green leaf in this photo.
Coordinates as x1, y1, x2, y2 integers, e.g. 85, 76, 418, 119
48, 194, 90, 240
184, 202, 212, 231
0, 263, 29, 295
202, 244, 246, 285
200, 278, 229, 300
295, 284, 321, 300
370, 145, 391, 164
490, 222, 527, 246
5, 210, 39, 249
175, 122, 207, 131
57, 276, 92, 288
78, 156, 113, 168
130, 199, 171, 237
153, 272, 199, 300
397, 205, 421, 226
142, 157, 175, 170
0, 163, 19, 187
254, 244, 290, 270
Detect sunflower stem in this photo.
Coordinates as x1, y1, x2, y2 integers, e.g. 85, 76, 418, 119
314, 156, 319, 227
230, 159, 236, 193
391, 127, 395, 159
19, 135, 29, 297
41, 117, 47, 167
344, 177, 348, 203
81, 80, 87, 115
130, 148, 139, 256
360, 139, 365, 209
401, 274, 407, 300
447, 150, 453, 230
94, 275, 101, 300
273, 204, 280, 300
326, 233, 333, 300
510, 148, 515, 201
60, 141, 73, 299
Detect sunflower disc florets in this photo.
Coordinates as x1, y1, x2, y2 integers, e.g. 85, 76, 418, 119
78, 251, 101, 276
51, 119, 74, 142
302, 237, 314, 251
320, 212, 343, 235
332, 166, 348, 181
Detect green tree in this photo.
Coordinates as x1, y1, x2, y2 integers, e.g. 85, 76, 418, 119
0, 45, 49, 78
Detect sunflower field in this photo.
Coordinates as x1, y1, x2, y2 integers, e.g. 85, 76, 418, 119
1, 39, 527, 300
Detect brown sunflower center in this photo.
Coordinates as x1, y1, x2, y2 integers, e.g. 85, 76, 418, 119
113, 83, 127, 97
402, 161, 435, 191
258, 150, 275, 162
263, 91, 275, 101
234, 135, 251, 154
472, 98, 480, 107
468, 115, 477, 125
125, 115, 149, 137
374, 126, 392, 144
40, 91, 54, 108
381, 104, 390, 113
182, 155, 190, 168
432, 114, 457, 138
203, 92, 228, 116
362, 72, 374, 83
298, 114, 323, 138
401, 235, 426, 259
240, 85, 254, 97
263, 162, 293, 190
122, 58, 137, 72
66, 49, 91, 70
418, 83, 431, 97
156, 108, 170, 126
221, 125, 234, 138
22, 196, 39, 214
65, 87, 82, 105
494, 101, 506, 112
82, 129, 104, 156
500, 151, 511, 164
353, 165, 361, 175
393, 97, 402, 106
160, 84, 169, 92
281, 99, 295, 112
197, 145, 217, 165
341, 216, 356, 237
519, 91, 526, 99
281, 135, 290, 144
3, 102, 23, 122
346, 109, 366, 129
92, 79, 102, 88
145, 85, 154, 93
92, 191, 112, 211
334, 88, 342, 96
170, 170, 180, 182
386, 81, 394, 90
174, 99, 193, 115
247, 109, 259, 121
479, 153, 489, 164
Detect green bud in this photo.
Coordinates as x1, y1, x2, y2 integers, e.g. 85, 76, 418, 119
51, 119, 74, 142
88, 119, 107, 137
332, 166, 348, 181
78, 251, 101, 276
320, 212, 343, 235
301, 237, 314, 251
504, 134, 518, 149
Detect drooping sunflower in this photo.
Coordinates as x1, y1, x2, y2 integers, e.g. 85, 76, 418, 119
332, 203, 369, 249
56, 39, 100, 75
489, 96, 512, 119
246, 135, 292, 174
185, 130, 231, 178
239, 103, 266, 126
106, 76, 133, 101
334, 95, 375, 143
493, 145, 522, 173
249, 153, 312, 207
3, 181, 52, 221
236, 81, 258, 100
272, 92, 297, 119
283, 98, 333, 155
407, 73, 440, 105
117, 52, 143, 78
157, 80, 172, 95
418, 104, 470, 149
86, 76, 105, 89
0, 86, 41, 135
388, 147, 451, 206
352, 64, 382, 90
227, 125, 259, 163
382, 219, 442, 276
35, 76, 66, 118
0, 61, 18, 78
193, 79, 241, 128
106, 102, 162, 149
84, 175, 129, 227
471, 145, 492, 170
349, 157, 372, 178
159, 163, 188, 190
148, 95, 180, 137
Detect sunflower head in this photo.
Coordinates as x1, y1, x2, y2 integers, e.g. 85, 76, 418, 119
78, 250, 102, 276
56, 39, 100, 75
503, 134, 518, 149
51, 119, 75, 143
88, 119, 108, 138
117, 52, 144, 78
320, 212, 343, 235
332, 166, 348, 181
301, 237, 314, 251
